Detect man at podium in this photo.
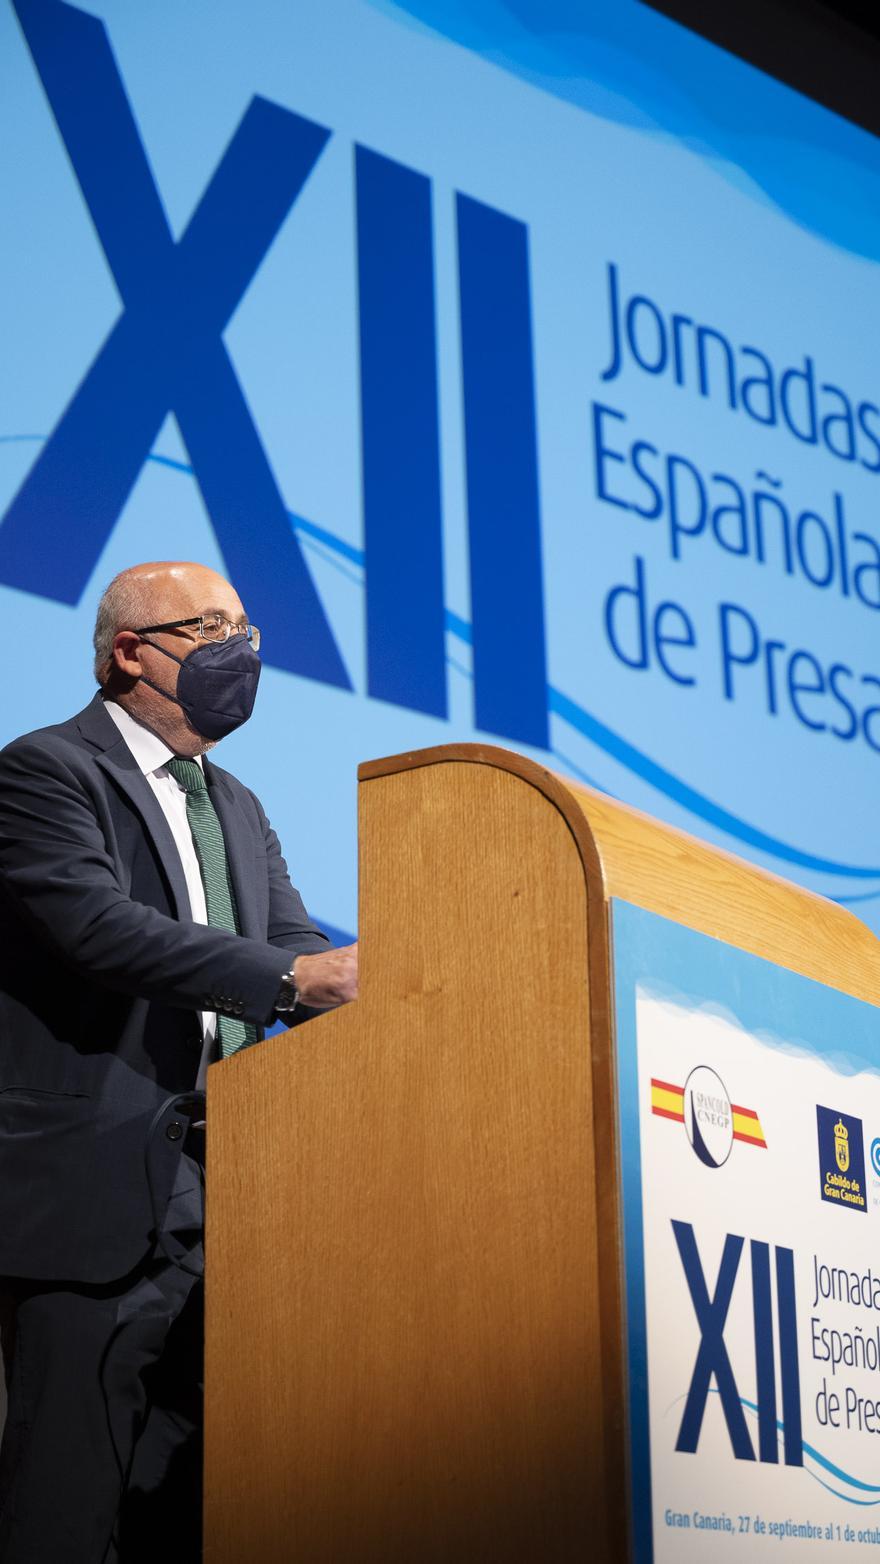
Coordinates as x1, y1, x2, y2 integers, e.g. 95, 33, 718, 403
0, 559, 358, 1562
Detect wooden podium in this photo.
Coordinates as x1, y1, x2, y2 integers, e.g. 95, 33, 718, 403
203, 744, 880, 1562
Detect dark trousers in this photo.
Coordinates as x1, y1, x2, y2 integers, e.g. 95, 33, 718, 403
0, 1143, 204, 1564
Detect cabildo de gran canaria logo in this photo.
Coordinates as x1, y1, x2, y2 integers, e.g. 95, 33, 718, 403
816, 1105, 867, 1212
651, 1065, 767, 1168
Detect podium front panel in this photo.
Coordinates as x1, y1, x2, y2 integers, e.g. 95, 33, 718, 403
611, 900, 880, 1562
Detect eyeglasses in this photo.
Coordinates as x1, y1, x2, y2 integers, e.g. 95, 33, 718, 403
134, 614, 261, 652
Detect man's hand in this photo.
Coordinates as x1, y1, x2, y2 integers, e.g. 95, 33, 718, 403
294, 942, 358, 1009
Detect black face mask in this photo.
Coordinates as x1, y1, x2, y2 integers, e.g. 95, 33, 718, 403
138, 636, 262, 741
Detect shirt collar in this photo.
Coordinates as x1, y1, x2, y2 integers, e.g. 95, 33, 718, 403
102, 698, 204, 778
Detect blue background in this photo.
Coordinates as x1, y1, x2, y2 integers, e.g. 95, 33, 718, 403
4, 0, 880, 941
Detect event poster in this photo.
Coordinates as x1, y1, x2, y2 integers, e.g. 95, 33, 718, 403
612, 901, 880, 1560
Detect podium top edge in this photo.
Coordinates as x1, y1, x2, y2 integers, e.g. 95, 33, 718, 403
357, 743, 880, 1005
358, 742, 560, 788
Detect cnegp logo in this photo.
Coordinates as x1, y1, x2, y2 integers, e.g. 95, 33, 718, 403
651, 1067, 767, 1166
3, 0, 549, 747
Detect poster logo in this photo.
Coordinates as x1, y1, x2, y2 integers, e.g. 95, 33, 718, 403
651, 1068, 767, 1167
870, 1136, 880, 1178
816, 1106, 867, 1213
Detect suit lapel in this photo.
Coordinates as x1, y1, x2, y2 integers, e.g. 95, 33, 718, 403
206, 766, 262, 939
77, 696, 191, 920
75, 696, 261, 935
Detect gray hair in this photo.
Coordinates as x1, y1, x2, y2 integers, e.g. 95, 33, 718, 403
92, 571, 153, 683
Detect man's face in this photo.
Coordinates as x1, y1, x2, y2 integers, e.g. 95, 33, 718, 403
113, 563, 252, 754
140, 569, 250, 663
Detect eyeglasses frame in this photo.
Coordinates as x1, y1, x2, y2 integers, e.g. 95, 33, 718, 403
133, 615, 261, 651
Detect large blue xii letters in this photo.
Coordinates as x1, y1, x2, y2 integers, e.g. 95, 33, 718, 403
673, 1220, 803, 1467
3, 0, 349, 688
2, 0, 549, 745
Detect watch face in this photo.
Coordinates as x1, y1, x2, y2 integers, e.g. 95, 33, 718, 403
276, 978, 298, 1012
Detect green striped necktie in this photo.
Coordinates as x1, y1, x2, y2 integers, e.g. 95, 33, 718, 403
167, 756, 258, 1059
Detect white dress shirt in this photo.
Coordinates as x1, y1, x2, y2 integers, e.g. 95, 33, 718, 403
103, 699, 217, 1087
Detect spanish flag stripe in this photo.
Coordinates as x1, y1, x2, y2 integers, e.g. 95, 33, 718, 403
731, 1102, 760, 1121
732, 1106, 767, 1146
732, 1109, 764, 1134
651, 1089, 685, 1117
651, 1078, 684, 1096
652, 1105, 685, 1124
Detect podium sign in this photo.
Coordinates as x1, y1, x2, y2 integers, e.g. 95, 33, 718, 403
613, 902, 880, 1560
205, 749, 880, 1563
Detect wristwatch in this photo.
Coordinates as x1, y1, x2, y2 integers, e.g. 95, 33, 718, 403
275, 958, 300, 1015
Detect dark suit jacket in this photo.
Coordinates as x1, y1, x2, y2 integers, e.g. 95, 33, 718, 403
0, 693, 330, 1284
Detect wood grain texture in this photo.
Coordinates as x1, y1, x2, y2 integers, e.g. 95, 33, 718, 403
359, 743, 880, 1002
206, 759, 605, 1561
205, 744, 880, 1562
